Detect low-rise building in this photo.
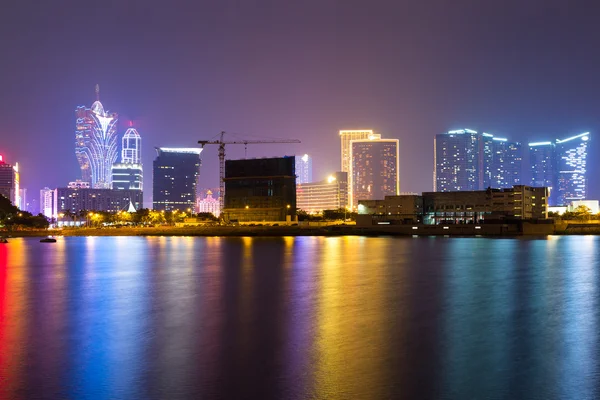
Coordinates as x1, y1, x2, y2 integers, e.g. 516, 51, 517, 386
197, 190, 220, 216
54, 187, 143, 215
358, 185, 548, 226
296, 172, 348, 214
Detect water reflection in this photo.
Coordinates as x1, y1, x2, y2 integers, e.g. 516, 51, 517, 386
0, 236, 597, 399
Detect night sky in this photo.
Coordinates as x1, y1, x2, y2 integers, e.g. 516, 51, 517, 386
1, 0, 599, 208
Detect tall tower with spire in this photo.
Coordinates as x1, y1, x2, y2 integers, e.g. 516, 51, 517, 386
75, 85, 119, 188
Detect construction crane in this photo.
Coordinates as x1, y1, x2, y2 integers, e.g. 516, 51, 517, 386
198, 131, 301, 215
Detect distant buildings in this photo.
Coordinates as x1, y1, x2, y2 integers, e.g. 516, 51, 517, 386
121, 127, 142, 164
434, 129, 522, 192
483, 134, 522, 189
555, 133, 589, 206
75, 85, 119, 188
152, 148, 201, 211
112, 127, 144, 191
197, 190, 220, 216
358, 185, 548, 225
350, 136, 399, 208
434, 129, 484, 192
223, 156, 296, 222
54, 187, 143, 215
528, 132, 589, 206
111, 163, 143, 190
296, 171, 348, 214
0, 155, 19, 207
340, 130, 374, 207
40, 187, 55, 218
295, 154, 313, 184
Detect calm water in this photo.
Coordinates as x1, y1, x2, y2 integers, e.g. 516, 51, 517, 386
0, 235, 598, 399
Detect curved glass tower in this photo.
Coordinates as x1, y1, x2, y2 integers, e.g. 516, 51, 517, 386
75, 85, 119, 188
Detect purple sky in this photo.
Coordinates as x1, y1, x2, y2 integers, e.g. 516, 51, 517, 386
1, 0, 599, 207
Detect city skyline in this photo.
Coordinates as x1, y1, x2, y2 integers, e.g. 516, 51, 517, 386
1, 1, 600, 205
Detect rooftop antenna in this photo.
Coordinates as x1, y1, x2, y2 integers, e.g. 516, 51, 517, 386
95, 84, 100, 101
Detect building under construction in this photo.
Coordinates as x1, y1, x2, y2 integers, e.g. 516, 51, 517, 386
223, 156, 296, 223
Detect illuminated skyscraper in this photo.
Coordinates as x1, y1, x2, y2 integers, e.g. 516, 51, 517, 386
0, 155, 19, 207
112, 126, 143, 191
295, 154, 313, 184
122, 127, 142, 164
350, 137, 399, 208
434, 129, 484, 192
529, 132, 589, 206
40, 187, 56, 218
75, 85, 119, 188
555, 132, 589, 205
483, 134, 522, 189
340, 130, 375, 206
153, 148, 202, 211
529, 141, 555, 201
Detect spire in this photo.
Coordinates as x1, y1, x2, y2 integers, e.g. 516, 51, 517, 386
95, 84, 100, 101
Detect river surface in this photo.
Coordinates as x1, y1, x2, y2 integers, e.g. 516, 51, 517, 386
0, 235, 598, 399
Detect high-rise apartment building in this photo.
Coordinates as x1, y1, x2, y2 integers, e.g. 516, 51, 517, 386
435, 129, 522, 192
0, 155, 19, 207
483, 134, 522, 189
296, 171, 348, 214
528, 132, 589, 206
350, 137, 399, 208
295, 154, 313, 184
75, 85, 119, 188
340, 130, 375, 207
529, 141, 555, 195
40, 187, 56, 218
152, 148, 202, 211
434, 129, 484, 192
555, 132, 589, 205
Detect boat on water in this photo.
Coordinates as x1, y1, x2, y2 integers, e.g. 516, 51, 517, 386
40, 237, 57, 243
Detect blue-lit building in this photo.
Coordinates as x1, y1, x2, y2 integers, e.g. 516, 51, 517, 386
295, 154, 313, 184
483, 134, 522, 189
434, 129, 484, 192
528, 132, 589, 206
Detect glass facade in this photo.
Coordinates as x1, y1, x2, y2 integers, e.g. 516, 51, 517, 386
295, 154, 313, 184
528, 132, 589, 206
555, 133, 589, 205
224, 157, 296, 222
350, 138, 399, 208
434, 129, 484, 192
436, 130, 521, 192
152, 148, 201, 211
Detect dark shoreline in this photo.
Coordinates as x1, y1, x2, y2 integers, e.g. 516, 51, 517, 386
2, 223, 599, 237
